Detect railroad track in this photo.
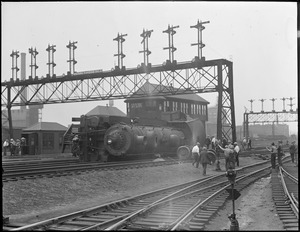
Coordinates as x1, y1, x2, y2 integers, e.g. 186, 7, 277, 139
2, 158, 186, 182
272, 160, 298, 230
3, 159, 275, 231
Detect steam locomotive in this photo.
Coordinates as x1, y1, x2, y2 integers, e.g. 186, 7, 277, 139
74, 111, 206, 162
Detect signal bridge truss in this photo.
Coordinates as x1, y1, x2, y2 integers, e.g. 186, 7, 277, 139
1, 58, 236, 142
243, 110, 298, 139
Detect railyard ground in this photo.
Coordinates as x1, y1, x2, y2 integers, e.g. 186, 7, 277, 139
3, 156, 288, 230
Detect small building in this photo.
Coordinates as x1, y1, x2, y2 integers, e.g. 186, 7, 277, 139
125, 81, 209, 126
22, 122, 67, 155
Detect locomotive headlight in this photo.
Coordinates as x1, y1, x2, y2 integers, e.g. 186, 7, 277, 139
107, 138, 113, 145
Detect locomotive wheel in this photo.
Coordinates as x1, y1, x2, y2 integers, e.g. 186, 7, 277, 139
177, 146, 191, 160
207, 149, 217, 164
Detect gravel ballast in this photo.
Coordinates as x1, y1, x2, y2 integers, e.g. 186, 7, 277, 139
3, 156, 279, 230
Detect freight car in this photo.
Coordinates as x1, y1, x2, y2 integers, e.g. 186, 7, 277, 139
73, 112, 206, 162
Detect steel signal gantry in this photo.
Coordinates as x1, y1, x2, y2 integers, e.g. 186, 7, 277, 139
190, 20, 210, 60
2, 21, 236, 143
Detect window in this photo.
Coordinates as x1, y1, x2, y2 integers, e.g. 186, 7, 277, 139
173, 102, 178, 111
159, 103, 163, 111
43, 133, 54, 149
165, 101, 170, 111
131, 102, 143, 108
145, 100, 156, 107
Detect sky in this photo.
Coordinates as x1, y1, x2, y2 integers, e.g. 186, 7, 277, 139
1, 1, 298, 134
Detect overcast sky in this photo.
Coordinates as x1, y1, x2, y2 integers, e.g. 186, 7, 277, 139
1, 2, 298, 134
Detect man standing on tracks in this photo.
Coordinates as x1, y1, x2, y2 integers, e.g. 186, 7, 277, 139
277, 140, 283, 167
242, 137, 247, 151
266, 142, 277, 169
233, 142, 240, 167
199, 146, 210, 176
215, 139, 222, 171
289, 141, 296, 163
2, 139, 9, 156
71, 135, 80, 157
218, 144, 235, 171
192, 142, 200, 168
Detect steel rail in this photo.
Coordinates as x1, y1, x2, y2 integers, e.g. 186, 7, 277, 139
280, 166, 298, 184
170, 165, 272, 230
279, 166, 298, 218
2, 159, 186, 181
4, 160, 271, 231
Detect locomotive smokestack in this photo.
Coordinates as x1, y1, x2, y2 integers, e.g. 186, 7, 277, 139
20, 53, 27, 110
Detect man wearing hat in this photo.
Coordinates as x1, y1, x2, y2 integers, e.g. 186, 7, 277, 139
192, 142, 200, 168
214, 139, 222, 171
9, 139, 16, 156
199, 146, 210, 176
289, 141, 296, 163
71, 135, 80, 157
218, 143, 235, 171
266, 142, 277, 169
20, 137, 27, 156
277, 140, 283, 167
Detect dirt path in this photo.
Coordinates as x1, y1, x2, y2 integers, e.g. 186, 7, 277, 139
206, 176, 284, 231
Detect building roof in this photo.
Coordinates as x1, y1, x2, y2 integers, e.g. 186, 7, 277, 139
86, 105, 126, 117
23, 122, 68, 131
125, 81, 209, 103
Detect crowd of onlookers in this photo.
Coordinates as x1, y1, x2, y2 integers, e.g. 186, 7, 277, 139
2, 137, 27, 156
192, 135, 241, 176
191, 135, 298, 176
266, 140, 298, 168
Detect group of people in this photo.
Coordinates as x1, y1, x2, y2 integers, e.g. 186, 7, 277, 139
2, 137, 27, 156
192, 138, 241, 176
266, 140, 297, 169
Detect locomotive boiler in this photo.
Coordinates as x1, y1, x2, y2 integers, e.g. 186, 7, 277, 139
104, 123, 186, 157
68, 108, 206, 162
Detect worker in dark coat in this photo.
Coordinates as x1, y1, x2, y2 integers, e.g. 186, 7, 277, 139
218, 144, 235, 171
20, 137, 26, 156
214, 139, 222, 171
199, 146, 210, 176
266, 142, 277, 169
289, 141, 296, 163
71, 135, 80, 157
277, 140, 283, 167
205, 136, 211, 149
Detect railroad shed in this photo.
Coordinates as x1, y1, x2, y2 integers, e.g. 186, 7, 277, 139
22, 122, 68, 155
